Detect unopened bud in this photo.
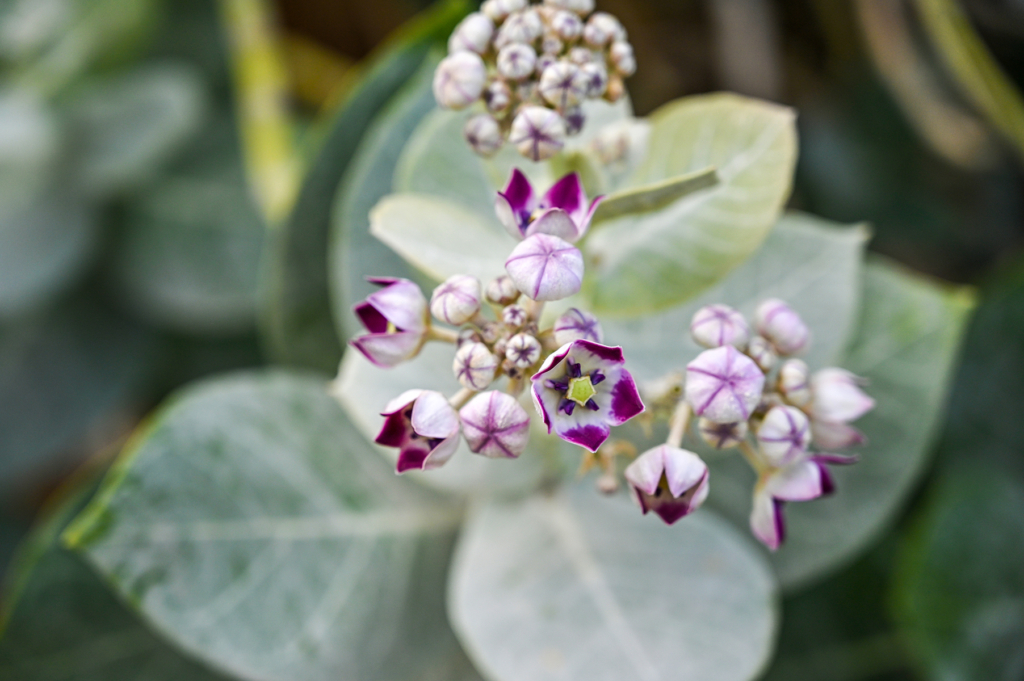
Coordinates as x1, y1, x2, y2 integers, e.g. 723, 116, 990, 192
553, 307, 603, 345
460, 391, 531, 458
433, 52, 486, 110
506, 333, 542, 368
495, 9, 543, 48
609, 40, 636, 76
510, 106, 566, 160
746, 335, 776, 372
484, 0, 527, 21
504, 233, 583, 301
448, 13, 494, 54
564, 105, 585, 135
498, 43, 538, 80
539, 61, 586, 108
544, 0, 595, 17
583, 12, 625, 47
464, 114, 504, 157
568, 46, 595, 64
810, 368, 874, 423
757, 405, 811, 467
778, 359, 811, 406
541, 35, 564, 55
430, 274, 481, 325
698, 418, 747, 450
453, 342, 499, 391
486, 275, 520, 305
577, 61, 608, 97
551, 10, 583, 40
686, 346, 764, 423
484, 80, 513, 114
755, 298, 810, 356
502, 304, 527, 328
690, 304, 750, 349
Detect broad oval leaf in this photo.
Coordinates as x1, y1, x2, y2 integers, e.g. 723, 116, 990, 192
449, 485, 779, 681
590, 167, 719, 223
583, 93, 798, 316
62, 371, 472, 681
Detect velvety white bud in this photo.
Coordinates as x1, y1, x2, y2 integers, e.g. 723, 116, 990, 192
551, 10, 583, 40
778, 359, 811, 406
563, 105, 585, 135
534, 54, 557, 77
540, 35, 561, 55
463, 114, 504, 157
506, 333, 542, 368
486, 275, 520, 305
460, 391, 531, 458
577, 61, 608, 97
448, 13, 494, 54
486, 0, 527, 21
746, 334, 776, 372
686, 346, 765, 423
495, 9, 543, 48
433, 52, 486, 110
755, 298, 810, 355
497, 43, 537, 80
757, 405, 811, 467
810, 368, 875, 423
698, 418, 748, 450
584, 12, 625, 47
690, 304, 750, 349
504, 233, 583, 300
502, 304, 527, 328
544, 0, 594, 17
484, 80, 513, 114
568, 46, 595, 64
553, 307, 603, 345
481, 0, 502, 21
539, 61, 586, 108
453, 342, 499, 391
430, 274, 481, 325
609, 40, 636, 76
509, 105, 566, 160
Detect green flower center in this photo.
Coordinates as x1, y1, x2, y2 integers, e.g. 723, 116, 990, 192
567, 375, 597, 406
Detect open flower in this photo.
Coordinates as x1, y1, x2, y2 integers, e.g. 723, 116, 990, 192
750, 452, 856, 550
494, 168, 603, 242
624, 444, 709, 524
531, 339, 644, 451
459, 391, 531, 458
351, 277, 429, 367
685, 345, 765, 423
376, 390, 461, 473
504, 233, 584, 301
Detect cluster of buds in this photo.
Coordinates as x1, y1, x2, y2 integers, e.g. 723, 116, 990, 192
351, 169, 644, 473
620, 299, 875, 550
433, 0, 637, 160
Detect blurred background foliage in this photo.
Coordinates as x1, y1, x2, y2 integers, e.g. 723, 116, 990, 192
0, 0, 1022, 679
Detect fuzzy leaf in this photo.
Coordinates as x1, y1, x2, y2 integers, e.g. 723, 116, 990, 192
590, 167, 719, 223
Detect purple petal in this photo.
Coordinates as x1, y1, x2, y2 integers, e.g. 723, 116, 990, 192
811, 420, 866, 450
750, 490, 784, 551
364, 278, 427, 333
542, 172, 585, 214
811, 452, 859, 466
555, 422, 610, 452
502, 168, 536, 214
354, 301, 388, 333
396, 446, 430, 473
350, 331, 423, 368
608, 369, 645, 425
816, 461, 835, 495
576, 195, 605, 237
495, 192, 528, 240
570, 339, 624, 364
375, 411, 410, 447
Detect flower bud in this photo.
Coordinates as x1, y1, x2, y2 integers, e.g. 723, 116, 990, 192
755, 298, 810, 356
568, 46, 595, 64
685, 345, 765, 423
460, 391, 531, 458
624, 445, 709, 524
497, 43, 538, 80
698, 418, 747, 449
351, 277, 429, 368
778, 359, 811, 406
453, 342, 499, 391
463, 114, 503, 157
430, 274, 481, 325
448, 12, 494, 54
553, 307, 603, 345
534, 55, 557, 78
544, 0, 595, 17
484, 80, 512, 115
551, 10, 583, 40
502, 303, 527, 328
377, 390, 460, 473
609, 40, 636, 76
563, 105, 585, 135
757, 405, 811, 467
541, 35, 564, 55
486, 275, 520, 305
484, 0, 527, 22
811, 419, 865, 450
690, 303, 750, 349
509, 105, 566, 161
506, 333, 542, 368
458, 327, 482, 347
505, 233, 584, 301
539, 61, 586, 108
433, 52, 486, 110
495, 9, 543, 48
583, 12, 625, 47
746, 334, 776, 372
577, 61, 608, 97
810, 368, 875, 423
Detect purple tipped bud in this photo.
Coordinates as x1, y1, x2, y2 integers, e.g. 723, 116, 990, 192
483, 0, 526, 22
502, 304, 527, 328
609, 41, 636, 76
553, 307, 603, 345
430, 274, 481, 325
376, 390, 460, 473
698, 418, 747, 450
778, 359, 811, 406
811, 419, 866, 450
464, 114, 504, 157
509, 106, 566, 161
484, 81, 513, 115
568, 46, 596, 64
583, 12, 625, 47
459, 391, 531, 459
577, 61, 608, 97
486, 275, 520, 305
690, 304, 750, 349
506, 333, 542, 368
755, 298, 810, 356
433, 52, 486, 110
453, 342, 499, 391
544, 0, 595, 16
539, 61, 586, 108
497, 43, 537, 80
624, 445, 709, 524
746, 334, 776, 372
563, 105, 585, 136
505, 233, 584, 301
495, 9, 543, 48
541, 35, 564, 56
757, 405, 811, 467
551, 10, 583, 40
685, 345, 765, 423
810, 368, 875, 423
448, 12, 494, 54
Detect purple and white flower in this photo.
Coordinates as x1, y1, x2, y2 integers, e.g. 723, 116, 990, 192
690, 304, 750, 349
351, 277, 429, 368
459, 391, 531, 458
509, 106, 566, 161
810, 368, 875, 423
553, 307, 603, 345
531, 339, 644, 451
504, 233, 584, 301
755, 298, 810, 356
430, 274, 481, 326
685, 345, 765, 423
756, 405, 810, 467
494, 168, 604, 243
376, 390, 461, 473
750, 452, 856, 550
453, 342, 499, 391
624, 445, 709, 524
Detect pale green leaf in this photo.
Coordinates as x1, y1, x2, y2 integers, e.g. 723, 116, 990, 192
0, 89, 60, 214
449, 485, 778, 681
63, 371, 471, 681
590, 167, 719, 223
583, 93, 798, 316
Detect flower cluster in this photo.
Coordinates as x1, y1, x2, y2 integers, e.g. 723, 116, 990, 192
623, 299, 875, 551
433, 0, 636, 160
351, 170, 644, 473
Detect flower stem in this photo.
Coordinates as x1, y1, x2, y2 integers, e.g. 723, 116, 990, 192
523, 297, 545, 322
427, 326, 460, 343
738, 439, 769, 475
448, 387, 475, 409
666, 400, 691, 448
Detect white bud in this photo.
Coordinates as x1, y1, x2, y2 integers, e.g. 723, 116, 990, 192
609, 40, 636, 76
481, 0, 502, 21
539, 61, 586, 108
486, 275, 520, 304
484, 80, 513, 114
433, 52, 486, 110
448, 13, 494, 54
534, 54, 557, 77
544, 0, 595, 17
453, 342, 499, 391
430, 274, 482, 325
495, 9, 543, 48
583, 12, 625, 47
497, 43, 537, 80
778, 359, 811, 406
690, 304, 750, 349
810, 368, 875, 423
464, 114, 504, 157
506, 333, 542, 368
755, 298, 810, 356
577, 61, 608, 97
568, 46, 595, 64
509, 105, 566, 160
698, 418, 747, 450
502, 304, 527, 328
757, 405, 811, 467
746, 335, 776, 372
551, 10, 583, 40
541, 35, 564, 55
